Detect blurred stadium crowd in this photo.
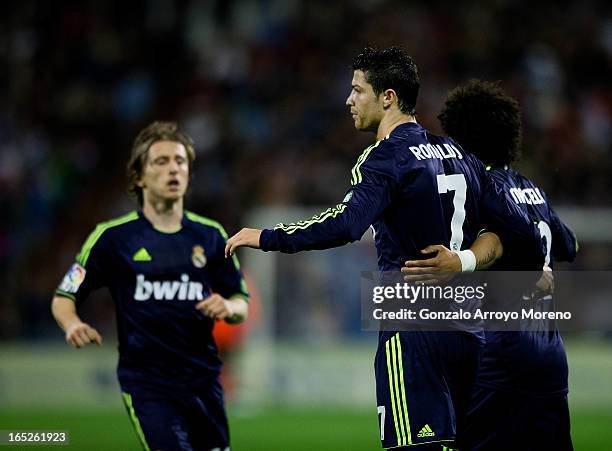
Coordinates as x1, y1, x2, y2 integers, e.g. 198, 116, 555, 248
1, 0, 611, 338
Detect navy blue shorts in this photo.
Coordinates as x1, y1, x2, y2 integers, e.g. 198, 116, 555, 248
463, 386, 573, 451
375, 331, 483, 449
121, 379, 229, 451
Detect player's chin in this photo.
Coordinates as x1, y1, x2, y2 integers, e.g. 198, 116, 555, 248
353, 119, 370, 131
165, 188, 186, 199
164, 190, 185, 201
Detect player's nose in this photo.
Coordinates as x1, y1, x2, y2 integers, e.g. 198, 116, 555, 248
346, 93, 353, 106
168, 160, 179, 173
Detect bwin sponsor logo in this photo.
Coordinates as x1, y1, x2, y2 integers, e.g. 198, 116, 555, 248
134, 274, 204, 301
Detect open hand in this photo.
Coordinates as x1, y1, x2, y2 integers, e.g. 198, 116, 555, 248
401, 244, 460, 284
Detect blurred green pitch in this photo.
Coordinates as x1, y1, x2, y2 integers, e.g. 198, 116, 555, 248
1, 406, 611, 450
2, 338, 611, 450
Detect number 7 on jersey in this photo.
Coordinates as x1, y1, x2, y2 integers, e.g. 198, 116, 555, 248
437, 173, 467, 251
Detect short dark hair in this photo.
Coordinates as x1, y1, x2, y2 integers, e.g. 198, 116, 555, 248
127, 121, 196, 205
352, 46, 420, 115
438, 80, 522, 166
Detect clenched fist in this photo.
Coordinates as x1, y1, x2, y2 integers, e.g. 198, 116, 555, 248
196, 294, 249, 323
196, 294, 235, 321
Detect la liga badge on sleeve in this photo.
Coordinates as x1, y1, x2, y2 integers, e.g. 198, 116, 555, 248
59, 263, 87, 293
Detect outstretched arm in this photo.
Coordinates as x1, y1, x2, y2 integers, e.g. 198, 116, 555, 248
226, 141, 396, 256
226, 185, 391, 257
226, 187, 387, 257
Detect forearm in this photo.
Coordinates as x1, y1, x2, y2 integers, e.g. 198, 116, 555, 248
402, 233, 504, 278
260, 204, 361, 254
261, 227, 355, 253
470, 232, 503, 270
51, 296, 83, 332
260, 204, 370, 253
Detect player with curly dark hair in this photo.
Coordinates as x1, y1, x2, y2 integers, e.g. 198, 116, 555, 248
438, 80, 522, 167
404, 80, 578, 449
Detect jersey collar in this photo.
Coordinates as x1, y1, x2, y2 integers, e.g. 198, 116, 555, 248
137, 210, 187, 234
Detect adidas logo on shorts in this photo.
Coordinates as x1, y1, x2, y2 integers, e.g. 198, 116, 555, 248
417, 424, 435, 438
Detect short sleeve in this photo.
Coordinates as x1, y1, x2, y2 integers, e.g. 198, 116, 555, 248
55, 229, 110, 305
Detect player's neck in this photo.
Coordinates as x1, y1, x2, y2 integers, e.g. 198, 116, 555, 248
376, 112, 417, 141
142, 197, 184, 233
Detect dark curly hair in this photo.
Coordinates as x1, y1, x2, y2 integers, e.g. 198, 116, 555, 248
438, 80, 522, 166
352, 46, 420, 115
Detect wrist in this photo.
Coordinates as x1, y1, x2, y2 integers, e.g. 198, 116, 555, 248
225, 297, 248, 323
452, 249, 476, 272
259, 229, 271, 251
225, 299, 236, 318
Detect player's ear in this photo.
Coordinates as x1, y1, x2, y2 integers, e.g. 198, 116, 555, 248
382, 89, 397, 109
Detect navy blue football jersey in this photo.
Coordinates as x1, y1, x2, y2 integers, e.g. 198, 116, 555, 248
478, 166, 578, 396
486, 166, 577, 269
56, 210, 249, 391
260, 122, 542, 270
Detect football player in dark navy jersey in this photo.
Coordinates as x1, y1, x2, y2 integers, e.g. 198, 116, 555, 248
406, 80, 577, 450
226, 48, 543, 450
51, 122, 249, 451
